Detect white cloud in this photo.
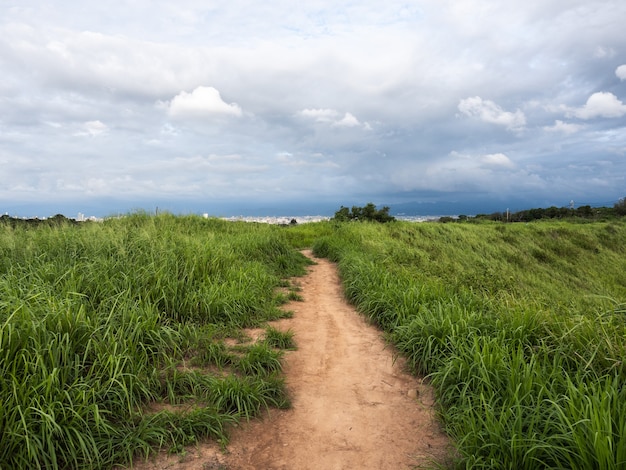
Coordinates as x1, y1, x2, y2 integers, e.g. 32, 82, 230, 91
567, 92, 626, 119
75, 120, 108, 137
543, 120, 584, 134
458, 96, 526, 131
333, 112, 361, 127
299, 108, 340, 123
481, 153, 515, 168
167, 86, 243, 119
616, 65, 626, 81
450, 150, 514, 169
298, 108, 369, 129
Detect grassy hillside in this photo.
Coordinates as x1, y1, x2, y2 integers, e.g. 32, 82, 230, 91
307, 219, 626, 469
2, 213, 625, 469
0, 213, 311, 469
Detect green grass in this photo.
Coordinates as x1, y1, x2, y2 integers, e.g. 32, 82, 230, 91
3, 213, 626, 469
0, 213, 309, 469
263, 326, 297, 350
306, 219, 626, 469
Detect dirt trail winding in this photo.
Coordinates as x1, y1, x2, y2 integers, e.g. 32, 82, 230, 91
135, 250, 451, 469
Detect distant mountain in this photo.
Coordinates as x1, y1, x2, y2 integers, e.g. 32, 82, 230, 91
386, 199, 537, 217
3, 196, 543, 220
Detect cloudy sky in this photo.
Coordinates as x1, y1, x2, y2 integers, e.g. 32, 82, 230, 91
1, 0, 626, 217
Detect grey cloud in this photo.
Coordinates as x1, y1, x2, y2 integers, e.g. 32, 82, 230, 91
2, 1, 626, 216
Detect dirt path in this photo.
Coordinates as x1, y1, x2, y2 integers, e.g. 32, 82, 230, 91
135, 250, 451, 469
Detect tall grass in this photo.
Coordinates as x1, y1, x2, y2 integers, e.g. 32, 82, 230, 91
0, 213, 309, 469
5, 214, 625, 468
309, 219, 626, 469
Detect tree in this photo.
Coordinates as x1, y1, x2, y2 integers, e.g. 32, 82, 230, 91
372, 205, 395, 223
332, 203, 395, 223
333, 206, 351, 222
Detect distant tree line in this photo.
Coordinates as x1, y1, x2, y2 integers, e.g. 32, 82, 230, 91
0, 214, 80, 228
333, 203, 396, 223
440, 198, 626, 223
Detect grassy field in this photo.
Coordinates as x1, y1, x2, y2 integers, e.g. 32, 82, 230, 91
2, 213, 625, 469
307, 219, 626, 469
0, 213, 311, 469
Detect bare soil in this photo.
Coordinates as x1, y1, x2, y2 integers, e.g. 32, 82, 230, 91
131, 250, 451, 469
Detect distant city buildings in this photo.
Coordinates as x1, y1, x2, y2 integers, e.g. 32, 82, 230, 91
76, 213, 102, 222
222, 215, 330, 224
